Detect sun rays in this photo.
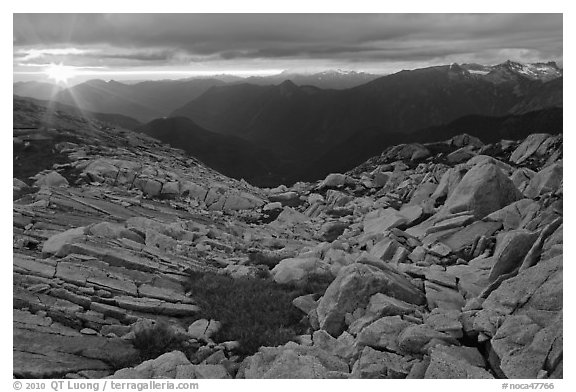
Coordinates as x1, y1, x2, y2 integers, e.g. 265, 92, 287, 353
44, 63, 77, 84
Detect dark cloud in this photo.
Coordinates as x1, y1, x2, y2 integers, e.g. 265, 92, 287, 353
92, 50, 176, 62
13, 14, 562, 75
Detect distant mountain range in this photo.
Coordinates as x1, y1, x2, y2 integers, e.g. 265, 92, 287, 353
461, 61, 563, 83
13, 70, 381, 122
242, 69, 380, 89
53, 78, 230, 123
13, 60, 562, 186
172, 61, 562, 158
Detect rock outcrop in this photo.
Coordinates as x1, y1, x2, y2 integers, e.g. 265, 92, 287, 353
13, 101, 562, 380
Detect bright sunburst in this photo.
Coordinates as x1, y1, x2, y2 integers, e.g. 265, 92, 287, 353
44, 63, 76, 84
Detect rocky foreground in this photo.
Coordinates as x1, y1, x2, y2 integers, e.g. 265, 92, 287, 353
13, 104, 562, 379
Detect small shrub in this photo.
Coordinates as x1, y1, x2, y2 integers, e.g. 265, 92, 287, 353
184, 272, 310, 355
132, 320, 188, 360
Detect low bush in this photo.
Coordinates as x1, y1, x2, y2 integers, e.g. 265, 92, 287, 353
132, 320, 189, 361
184, 272, 317, 355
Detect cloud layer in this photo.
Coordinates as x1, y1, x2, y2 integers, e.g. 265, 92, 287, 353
13, 14, 563, 79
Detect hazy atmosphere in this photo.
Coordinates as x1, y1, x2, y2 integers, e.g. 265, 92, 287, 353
14, 13, 562, 83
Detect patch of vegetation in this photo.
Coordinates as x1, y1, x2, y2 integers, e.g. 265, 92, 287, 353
184, 272, 328, 356
132, 320, 189, 361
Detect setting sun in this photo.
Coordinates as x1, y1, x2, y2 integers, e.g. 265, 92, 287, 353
44, 63, 76, 84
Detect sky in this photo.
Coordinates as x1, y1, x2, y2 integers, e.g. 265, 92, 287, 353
13, 13, 563, 84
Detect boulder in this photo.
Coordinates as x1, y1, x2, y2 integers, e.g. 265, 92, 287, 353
34, 171, 69, 187
13, 178, 30, 198
488, 229, 539, 282
363, 208, 407, 234
424, 281, 465, 311
108, 351, 191, 379
440, 220, 502, 253
188, 319, 221, 341
366, 292, 421, 318
83, 159, 120, 182
430, 167, 467, 202
180, 181, 208, 200
475, 255, 562, 341
448, 134, 484, 149
13, 310, 139, 378
511, 168, 536, 192
482, 254, 562, 320
316, 262, 425, 336
134, 178, 163, 197
424, 309, 463, 339
541, 224, 563, 262
263, 202, 282, 211
424, 347, 493, 378
145, 229, 177, 253
307, 193, 324, 204
351, 346, 411, 378
223, 264, 264, 279
427, 242, 452, 257
510, 133, 551, 164
125, 217, 189, 240
312, 330, 355, 361
441, 162, 522, 218
397, 324, 459, 355
42, 227, 87, 256
399, 205, 424, 226
269, 191, 299, 203
248, 248, 298, 268
292, 294, 318, 314
374, 172, 392, 187
319, 173, 351, 188
240, 343, 348, 379
447, 147, 476, 164
491, 313, 562, 379
434, 345, 486, 368
408, 182, 438, 206
385, 143, 430, 161
356, 315, 414, 352
223, 192, 264, 211
484, 199, 539, 230
446, 258, 492, 299
348, 293, 420, 335
466, 155, 513, 174
425, 214, 475, 234
369, 237, 401, 261
271, 257, 331, 286
319, 221, 348, 242
271, 207, 309, 226
411, 147, 431, 161
524, 163, 563, 198
183, 364, 230, 379
160, 181, 180, 198
424, 269, 457, 290
323, 248, 355, 276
